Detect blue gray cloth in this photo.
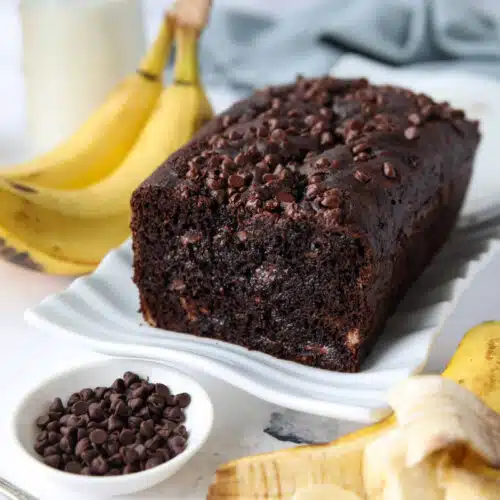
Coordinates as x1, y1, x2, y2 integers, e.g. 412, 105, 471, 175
200, 0, 500, 95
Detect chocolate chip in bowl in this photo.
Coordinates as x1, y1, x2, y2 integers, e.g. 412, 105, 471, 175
11, 358, 213, 497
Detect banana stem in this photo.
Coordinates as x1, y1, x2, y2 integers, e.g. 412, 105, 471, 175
138, 15, 174, 78
173, 26, 200, 85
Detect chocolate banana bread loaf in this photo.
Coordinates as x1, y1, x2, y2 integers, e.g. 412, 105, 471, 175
131, 76, 479, 372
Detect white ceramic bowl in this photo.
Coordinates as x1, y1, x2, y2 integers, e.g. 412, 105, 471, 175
11, 358, 213, 497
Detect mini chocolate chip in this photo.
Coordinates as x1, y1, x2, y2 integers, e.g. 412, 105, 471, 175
155, 448, 171, 462
122, 447, 139, 465
94, 387, 107, 400
47, 431, 60, 445
87, 402, 104, 421
305, 184, 320, 199
140, 419, 155, 439
110, 379, 125, 394
321, 194, 340, 209
106, 469, 122, 476
130, 385, 148, 400
228, 130, 242, 140
49, 397, 64, 413
137, 406, 151, 419
257, 125, 269, 137
320, 131, 334, 145
128, 398, 144, 416
91, 455, 109, 475
119, 429, 136, 446
107, 415, 123, 432
43, 445, 60, 457
34, 441, 46, 455
128, 416, 142, 429
113, 400, 129, 416
228, 174, 244, 188
134, 444, 147, 461
76, 443, 92, 463
72, 401, 88, 416
43, 455, 61, 469
59, 435, 74, 454
353, 170, 371, 183
108, 453, 123, 466
165, 406, 185, 423
311, 121, 326, 136
263, 173, 277, 184
354, 152, 370, 162
67, 393, 81, 406
77, 428, 88, 441
276, 192, 295, 203
81, 449, 98, 465
236, 231, 248, 242
304, 115, 319, 127
80, 388, 94, 401
123, 464, 138, 474
408, 113, 422, 126
66, 415, 84, 428
37, 430, 48, 442
145, 456, 165, 469
59, 426, 75, 437
352, 143, 370, 154
168, 435, 186, 456
89, 429, 108, 445
46, 421, 60, 432
214, 137, 228, 149
314, 158, 330, 170
404, 126, 420, 140
234, 153, 247, 166
36, 415, 50, 429
383, 161, 397, 179
64, 461, 81, 474
270, 128, 286, 141
246, 198, 261, 209
80, 467, 91, 475
181, 231, 202, 246
122, 372, 140, 388
107, 441, 120, 456
175, 424, 189, 438
157, 428, 173, 440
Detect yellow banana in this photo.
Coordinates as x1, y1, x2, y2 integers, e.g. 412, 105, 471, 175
0, 22, 212, 274
0, 25, 212, 218
208, 322, 500, 499
0, 190, 127, 274
0, 16, 173, 189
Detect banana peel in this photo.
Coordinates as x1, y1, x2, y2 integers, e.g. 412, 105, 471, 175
207, 322, 500, 499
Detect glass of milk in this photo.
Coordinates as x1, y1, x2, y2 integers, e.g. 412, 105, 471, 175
20, 0, 145, 154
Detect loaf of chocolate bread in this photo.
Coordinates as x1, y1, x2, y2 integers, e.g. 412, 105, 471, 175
131, 76, 479, 372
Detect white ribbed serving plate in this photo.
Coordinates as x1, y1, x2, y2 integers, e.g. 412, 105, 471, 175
25, 232, 500, 423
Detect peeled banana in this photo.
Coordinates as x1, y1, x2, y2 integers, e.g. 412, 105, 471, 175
0, 24, 211, 219
0, 2, 213, 274
1, 16, 173, 190
208, 321, 500, 499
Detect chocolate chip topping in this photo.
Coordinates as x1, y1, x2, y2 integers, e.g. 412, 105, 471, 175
151, 75, 471, 235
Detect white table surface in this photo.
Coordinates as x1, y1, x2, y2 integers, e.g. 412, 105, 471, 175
1, 1, 499, 499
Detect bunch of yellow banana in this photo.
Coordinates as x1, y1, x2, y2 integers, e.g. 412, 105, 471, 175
0, 0, 213, 275
209, 321, 500, 500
